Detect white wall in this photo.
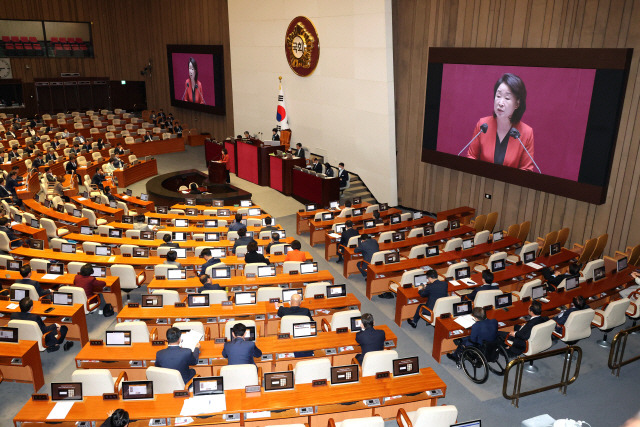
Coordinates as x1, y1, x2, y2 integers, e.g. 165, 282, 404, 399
228, 0, 397, 205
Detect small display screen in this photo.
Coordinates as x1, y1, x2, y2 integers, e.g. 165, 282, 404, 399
617, 256, 628, 272
47, 263, 64, 274
593, 266, 606, 281
122, 380, 153, 400
95, 246, 111, 256
204, 219, 218, 227
393, 356, 420, 377
495, 293, 513, 309
326, 284, 346, 298
105, 331, 131, 346
523, 251, 536, 263
212, 267, 231, 278
384, 252, 399, 264
51, 383, 83, 401
188, 294, 209, 307
455, 266, 470, 280
52, 292, 73, 305
493, 231, 503, 241
531, 284, 547, 300
300, 262, 317, 274
109, 229, 123, 238
61, 243, 76, 253
453, 301, 472, 317
141, 294, 163, 307
462, 238, 474, 250
263, 371, 294, 392
331, 365, 359, 385
292, 322, 317, 338
350, 316, 363, 332
133, 247, 150, 257
0, 326, 18, 343
282, 288, 303, 303
193, 376, 224, 396
413, 273, 428, 287
235, 292, 256, 305
491, 259, 506, 272
257, 265, 276, 277
167, 269, 187, 280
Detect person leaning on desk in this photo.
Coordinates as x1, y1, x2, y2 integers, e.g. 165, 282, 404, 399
245, 240, 270, 264
275, 293, 313, 319
198, 274, 224, 293
407, 269, 448, 328
199, 248, 221, 275
222, 322, 262, 365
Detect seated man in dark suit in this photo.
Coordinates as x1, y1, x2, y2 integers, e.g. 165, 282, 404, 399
17, 265, 50, 298
447, 307, 498, 364
275, 293, 313, 320
293, 143, 305, 159
0, 178, 14, 203
155, 327, 201, 383
354, 233, 379, 277
324, 162, 334, 177
504, 301, 549, 355
65, 155, 78, 175
259, 217, 278, 233
265, 232, 281, 255
160, 234, 179, 248
32, 153, 46, 169
408, 269, 449, 328
7, 147, 21, 161
231, 227, 252, 254
113, 144, 125, 155
45, 148, 58, 163
197, 274, 224, 293
337, 220, 359, 263
467, 270, 500, 301
199, 249, 221, 275
11, 297, 72, 352
541, 262, 581, 291
227, 213, 245, 232
143, 131, 153, 142
355, 313, 385, 365
552, 295, 588, 334
311, 158, 323, 173
222, 322, 262, 365
91, 169, 107, 191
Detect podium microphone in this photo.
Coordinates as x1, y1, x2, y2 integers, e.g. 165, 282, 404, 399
457, 123, 488, 156
509, 128, 541, 173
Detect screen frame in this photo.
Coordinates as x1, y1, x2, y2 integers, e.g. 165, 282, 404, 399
422, 47, 633, 205
167, 44, 226, 115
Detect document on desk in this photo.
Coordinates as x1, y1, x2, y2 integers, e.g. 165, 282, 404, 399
525, 262, 544, 270
41, 274, 62, 280
328, 233, 340, 239
180, 330, 203, 352
77, 197, 87, 201
6, 303, 19, 310
460, 278, 476, 286
454, 314, 476, 329
47, 401, 75, 420
448, 280, 461, 287
180, 394, 226, 416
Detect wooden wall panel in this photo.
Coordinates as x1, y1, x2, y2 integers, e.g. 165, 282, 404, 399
393, 0, 640, 256
2, 0, 233, 140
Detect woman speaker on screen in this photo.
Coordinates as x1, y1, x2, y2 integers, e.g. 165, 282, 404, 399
182, 57, 206, 104
466, 73, 538, 172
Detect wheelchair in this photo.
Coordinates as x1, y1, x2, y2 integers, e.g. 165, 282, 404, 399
458, 339, 510, 384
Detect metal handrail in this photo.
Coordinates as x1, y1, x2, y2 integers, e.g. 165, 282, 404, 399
502, 346, 582, 408
608, 323, 640, 376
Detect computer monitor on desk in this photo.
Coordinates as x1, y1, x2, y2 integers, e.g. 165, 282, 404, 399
235, 292, 256, 305
204, 219, 218, 228
564, 276, 580, 291
205, 232, 221, 242
454, 266, 470, 280
282, 288, 303, 303
51, 383, 83, 401
393, 356, 419, 377
331, 365, 359, 385
141, 294, 163, 307
292, 322, 317, 338
122, 380, 154, 400
10, 288, 27, 302
0, 326, 19, 343
491, 259, 506, 272
52, 292, 73, 306
617, 256, 628, 272
193, 377, 224, 396
263, 371, 294, 392
495, 293, 513, 309
453, 301, 472, 317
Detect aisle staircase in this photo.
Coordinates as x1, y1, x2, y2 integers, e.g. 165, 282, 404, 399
340, 171, 377, 205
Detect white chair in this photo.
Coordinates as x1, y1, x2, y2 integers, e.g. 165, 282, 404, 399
227, 231, 239, 241
553, 308, 595, 343
202, 290, 228, 304
361, 350, 398, 377
82, 241, 100, 254
173, 321, 206, 340
442, 261, 469, 280
280, 315, 312, 334
71, 369, 126, 396
434, 220, 448, 233
329, 309, 361, 331
40, 218, 69, 238
408, 244, 428, 259
114, 320, 154, 343
257, 287, 283, 302
365, 204, 379, 214
370, 250, 394, 265
269, 244, 286, 254
507, 242, 539, 263
419, 295, 461, 326
443, 238, 462, 252
282, 261, 302, 274
157, 247, 174, 258
396, 405, 459, 427
10, 284, 40, 302
151, 289, 181, 306
518, 319, 557, 373
219, 364, 259, 390
119, 244, 139, 256
512, 279, 541, 301
377, 231, 394, 243
58, 286, 101, 314
244, 263, 267, 276
154, 265, 178, 278
579, 259, 605, 283
330, 417, 384, 427
225, 320, 257, 340
235, 245, 248, 258
146, 366, 187, 393
82, 208, 107, 226
28, 258, 50, 274
0, 254, 14, 268
7, 320, 53, 351
109, 265, 145, 300
304, 282, 331, 298
337, 208, 353, 218
475, 251, 508, 273
592, 298, 631, 348
474, 230, 490, 245
407, 227, 424, 238
66, 262, 85, 275
293, 358, 331, 384
473, 290, 503, 308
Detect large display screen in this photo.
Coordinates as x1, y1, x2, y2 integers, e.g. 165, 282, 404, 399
167, 44, 225, 115
422, 48, 632, 204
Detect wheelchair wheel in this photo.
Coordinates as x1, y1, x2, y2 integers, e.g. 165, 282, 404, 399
486, 344, 510, 376
460, 346, 489, 384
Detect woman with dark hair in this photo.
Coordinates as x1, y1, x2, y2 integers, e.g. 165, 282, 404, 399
324, 162, 334, 177
100, 409, 129, 427
182, 57, 205, 104
219, 148, 230, 183
244, 240, 270, 264
466, 73, 535, 171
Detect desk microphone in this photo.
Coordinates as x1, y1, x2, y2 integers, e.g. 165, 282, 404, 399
457, 123, 488, 156
508, 128, 542, 173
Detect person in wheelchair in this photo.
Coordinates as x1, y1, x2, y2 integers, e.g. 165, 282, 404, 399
447, 307, 498, 364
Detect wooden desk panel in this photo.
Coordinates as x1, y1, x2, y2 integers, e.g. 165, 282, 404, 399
296, 203, 372, 235
14, 368, 444, 426
23, 199, 89, 229
292, 168, 340, 207
12, 224, 49, 248
113, 193, 155, 212
113, 159, 158, 187
309, 208, 402, 247
112, 136, 186, 157
0, 300, 89, 345
71, 196, 123, 220
0, 340, 44, 392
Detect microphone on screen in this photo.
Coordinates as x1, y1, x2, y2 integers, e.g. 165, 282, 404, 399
509, 128, 542, 173
457, 123, 488, 156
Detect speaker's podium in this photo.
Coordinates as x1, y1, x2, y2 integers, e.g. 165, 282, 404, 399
236, 138, 284, 186
208, 160, 227, 184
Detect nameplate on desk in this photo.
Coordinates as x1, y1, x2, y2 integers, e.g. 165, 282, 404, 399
522, 296, 531, 302
312, 379, 327, 387
440, 313, 451, 319
375, 371, 390, 379
90, 340, 104, 346
31, 393, 49, 401
314, 294, 324, 299
269, 298, 280, 303
174, 302, 186, 308
402, 283, 412, 289
41, 298, 52, 304
516, 261, 523, 266
103, 286, 111, 292
214, 338, 226, 344
336, 327, 349, 334
245, 385, 261, 394
103, 393, 119, 400
152, 340, 165, 346
86, 251, 94, 256
221, 301, 233, 307
123, 253, 131, 257
127, 302, 139, 308
0, 295, 8, 301
52, 248, 60, 252
278, 333, 291, 339
156, 276, 166, 280
245, 273, 256, 278
375, 261, 383, 265
173, 390, 189, 398
289, 270, 299, 275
